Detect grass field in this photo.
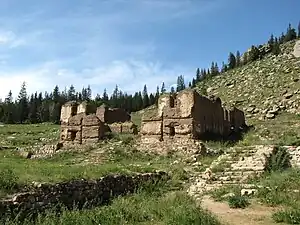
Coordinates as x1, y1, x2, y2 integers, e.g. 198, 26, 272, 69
0, 122, 223, 225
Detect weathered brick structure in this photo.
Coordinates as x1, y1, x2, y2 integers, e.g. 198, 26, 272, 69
139, 89, 246, 154
60, 102, 136, 145
96, 105, 131, 124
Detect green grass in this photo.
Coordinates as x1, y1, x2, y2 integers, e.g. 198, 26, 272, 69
0, 123, 59, 148
209, 185, 242, 202
253, 169, 300, 208
227, 195, 250, 209
0, 124, 187, 199
272, 208, 300, 224
4, 191, 221, 225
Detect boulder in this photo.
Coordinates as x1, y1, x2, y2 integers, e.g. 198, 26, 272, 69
292, 40, 300, 58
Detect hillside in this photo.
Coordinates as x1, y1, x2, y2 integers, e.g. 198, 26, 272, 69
198, 39, 300, 121
136, 39, 300, 147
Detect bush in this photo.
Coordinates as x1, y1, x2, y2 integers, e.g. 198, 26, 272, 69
227, 195, 250, 209
0, 168, 18, 190
273, 208, 300, 224
264, 146, 291, 173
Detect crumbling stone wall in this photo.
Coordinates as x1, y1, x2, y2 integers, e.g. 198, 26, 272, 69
96, 105, 131, 124
0, 172, 168, 222
109, 122, 138, 134
140, 89, 246, 144
60, 113, 104, 145
60, 102, 137, 145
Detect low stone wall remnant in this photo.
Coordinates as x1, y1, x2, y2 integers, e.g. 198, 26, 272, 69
0, 171, 168, 222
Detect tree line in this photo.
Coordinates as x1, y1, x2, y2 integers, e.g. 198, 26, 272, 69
0, 81, 173, 124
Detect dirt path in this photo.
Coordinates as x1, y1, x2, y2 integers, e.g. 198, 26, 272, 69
200, 195, 286, 225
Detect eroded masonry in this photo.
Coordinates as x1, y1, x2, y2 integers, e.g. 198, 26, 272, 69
60, 102, 137, 145
139, 90, 246, 153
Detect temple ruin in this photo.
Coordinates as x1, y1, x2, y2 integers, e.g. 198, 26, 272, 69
139, 89, 247, 153
60, 101, 137, 145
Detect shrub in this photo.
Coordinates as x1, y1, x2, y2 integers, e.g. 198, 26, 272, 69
264, 146, 291, 173
227, 195, 250, 209
0, 168, 18, 190
272, 208, 300, 224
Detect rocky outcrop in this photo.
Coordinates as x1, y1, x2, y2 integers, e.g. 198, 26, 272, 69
0, 171, 168, 222
293, 40, 300, 58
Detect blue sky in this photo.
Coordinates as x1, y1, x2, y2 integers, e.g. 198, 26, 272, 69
0, 0, 299, 99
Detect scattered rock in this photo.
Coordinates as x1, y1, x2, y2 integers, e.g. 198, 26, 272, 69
222, 192, 235, 199
241, 188, 257, 196
292, 40, 300, 58
284, 92, 293, 99
265, 113, 275, 119
19, 151, 33, 159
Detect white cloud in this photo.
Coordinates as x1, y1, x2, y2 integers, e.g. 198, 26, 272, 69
0, 30, 28, 48
0, 60, 193, 100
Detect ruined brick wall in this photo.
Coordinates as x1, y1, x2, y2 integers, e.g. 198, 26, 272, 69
60, 101, 78, 125
60, 113, 104, 145
96, 106, 106, 122
229, 107, 246, 131
82, 114, 104, 144
77, 101, 97, 115
140, 89, 246, 144
192, 93, 225, 137
96, 106, 131, 124
0, 172, 168, 222
60, 114, 84, 144
109, 122, 138, 134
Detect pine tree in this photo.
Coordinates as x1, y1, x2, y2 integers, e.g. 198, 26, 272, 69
248, 45, 260, 62
279, 32, 285, 44
170, 86, 175, 94
102, 89, 109, 103
138, 91, 143, 111
272, 38, 281, 55
28, 94, 38, 123
142, 85, 150, 108
196, 68, 201, 81
68, 85, 76, 101
52, 85, 60, 103
228, 52, 236, 69
210, 62, 216, 76
236, 51, 241, 67
86, 85, 92, 101
188, 82, 192, 87
149, 93, 155, 106
214, 63, 219, 75
17, 82, 29, 123
4, 90, 14, 124
192, 78, 196, 87
284, 23, 297, 42
176, 75, 185, 92
268, 34, 274, 45
161, 82, 166, 94
298, 21, 300, 38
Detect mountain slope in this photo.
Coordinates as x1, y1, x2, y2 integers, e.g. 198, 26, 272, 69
136, 39, 300, 146
197, 39, 300, 121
